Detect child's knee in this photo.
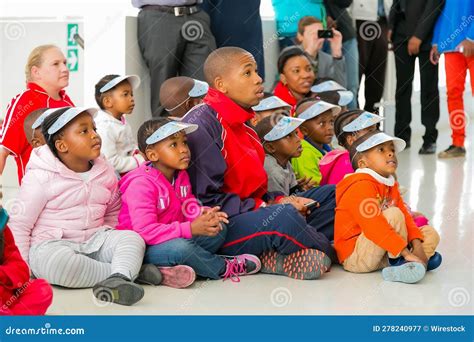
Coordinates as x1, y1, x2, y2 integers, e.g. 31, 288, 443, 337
116, 230, 146, 251
382, 207, 404, 225
420, 225, 440, 247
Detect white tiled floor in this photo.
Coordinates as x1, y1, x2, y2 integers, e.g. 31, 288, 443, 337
48, 109, 473, 316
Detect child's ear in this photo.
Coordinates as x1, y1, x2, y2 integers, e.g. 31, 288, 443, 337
357, 156, 367, 169
280, 73, 287, 86
102, 94, 113, 109
145, 148, 159, 162
249, 116, 259, 127
299, 124, 309, 136
55, 139, 68, 153
31, 138, 42, 148
265, 142, 277, 154
346, 134, 356, 147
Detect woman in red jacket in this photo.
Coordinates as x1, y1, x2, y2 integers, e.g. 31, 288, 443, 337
0, 206, 53, 315
0, 44, 74, 184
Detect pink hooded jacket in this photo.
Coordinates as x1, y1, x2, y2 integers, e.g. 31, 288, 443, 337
9, 145, 121, 261
319, 150, 353, 186
117, 162, 202, 245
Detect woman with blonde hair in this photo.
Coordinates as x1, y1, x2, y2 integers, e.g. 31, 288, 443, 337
0, 44, 74, 184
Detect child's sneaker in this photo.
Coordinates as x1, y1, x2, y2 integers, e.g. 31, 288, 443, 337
221, 254, 262, 282
260, 248, 331, 280
93, 273, 144, 306
136, 264, 163, 285
427, 252, 442, 271
382, 262, 426, 283
159, 265, 196, 288
389, 252, 442, 271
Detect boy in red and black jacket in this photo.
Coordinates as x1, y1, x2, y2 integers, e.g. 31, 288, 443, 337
182, 47, 338, 281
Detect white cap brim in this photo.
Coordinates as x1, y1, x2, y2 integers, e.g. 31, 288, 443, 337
145, 121, 198, 145
263, 116, 305, 142
47, 107, 98, 135
188, 79, 209, 98
252, 96, 291, 112
311, 80, 345, 93
99, 75, 141, 93
31, 107, 65, 129
298, 100, 341, 120
356, 132, 406, 153
343, 111, 384, 132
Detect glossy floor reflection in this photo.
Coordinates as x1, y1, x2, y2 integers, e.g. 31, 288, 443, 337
48, 122, 473, 315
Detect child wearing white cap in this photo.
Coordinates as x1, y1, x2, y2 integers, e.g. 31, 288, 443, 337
310, 78, 354, 112
117, 118, 262, 287
9, 107, 156, 306
291, 99, 341, 186
335, 130, 441, 283
159, 77, 209, 119
320, 109, 383, 186
23, 108, 61, 148
249, 94, 292, 127
94, 74, 144, 176
255, 114, 316, 195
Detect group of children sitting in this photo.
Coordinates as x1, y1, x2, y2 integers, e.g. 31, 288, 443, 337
1, 46, 442, 314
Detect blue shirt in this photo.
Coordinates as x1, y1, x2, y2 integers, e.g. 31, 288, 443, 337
432, 0, 474, 53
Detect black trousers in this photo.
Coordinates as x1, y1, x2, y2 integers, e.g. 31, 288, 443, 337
393, 44, 440, 145
356, 18, 389, 113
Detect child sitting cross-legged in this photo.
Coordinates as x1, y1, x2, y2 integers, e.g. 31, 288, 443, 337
335, 131, 441, 283
117, 118, 261, 287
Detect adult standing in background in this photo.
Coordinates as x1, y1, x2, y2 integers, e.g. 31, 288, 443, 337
324, 0, 359, 109
134, 0, 216, 117
353, 0, 392, 113
431, 0, 473, 159
0, 45, 75, 184
202, 0, 265, 80
272, 0, 327, 50
389, 0, 444, 154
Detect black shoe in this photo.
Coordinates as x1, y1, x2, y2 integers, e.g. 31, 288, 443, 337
418, 143, 436, 154
438, 145, 466, 159
93, 273, 144, 306
136, 264, 163, 285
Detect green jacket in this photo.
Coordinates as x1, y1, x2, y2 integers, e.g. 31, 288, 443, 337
291, 139, 331, 186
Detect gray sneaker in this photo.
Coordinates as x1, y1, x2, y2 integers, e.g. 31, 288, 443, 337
136, 264, 163, 286
438, 145, 466, 158
93, 273, 144, 306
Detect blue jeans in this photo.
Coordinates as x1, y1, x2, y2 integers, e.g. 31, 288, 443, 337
296, 184, 337, 242
219, 185, 337, 263
144, 225, 227, 279
342, 38, 360, 109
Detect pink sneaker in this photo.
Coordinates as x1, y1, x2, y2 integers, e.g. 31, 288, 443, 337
221, 254, 261, 282
158, 265, 196, 288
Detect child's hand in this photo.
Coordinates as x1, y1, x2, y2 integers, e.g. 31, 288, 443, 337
202, 206, 229, 224
279, 196, 316, 216
191, 209, 222, 237
297, 176, 316, 191
401, 248, 426, 265
410, 240, 429, 265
